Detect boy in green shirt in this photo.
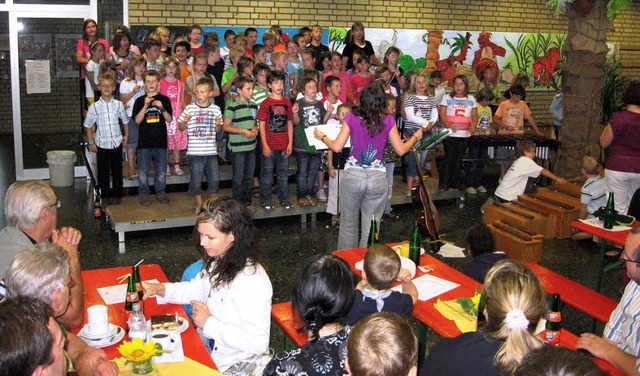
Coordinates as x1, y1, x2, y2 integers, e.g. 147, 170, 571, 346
223, 75, 259, 206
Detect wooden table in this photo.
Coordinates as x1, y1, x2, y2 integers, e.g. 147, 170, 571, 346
570, 220, 638, 292
71, 264, 217, 370
334, 246, 623, 375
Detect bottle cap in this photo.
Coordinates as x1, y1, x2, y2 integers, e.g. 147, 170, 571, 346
132, 302, 140, 311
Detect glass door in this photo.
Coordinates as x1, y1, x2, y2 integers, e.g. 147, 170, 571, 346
10, 6, 93, 180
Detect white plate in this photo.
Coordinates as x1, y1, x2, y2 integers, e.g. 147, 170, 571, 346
78, 325, 125, 348
145, 317, 189, 334
78, 323, 118, 340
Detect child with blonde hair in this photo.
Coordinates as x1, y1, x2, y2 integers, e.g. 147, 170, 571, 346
119, 55, 146, 177
160, 56, 186, 175
155, 26, 171, 58
422, 260, 546, 375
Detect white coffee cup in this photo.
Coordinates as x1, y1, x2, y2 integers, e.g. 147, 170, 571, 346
151, 330, 175, 351
87, 305, 109, 336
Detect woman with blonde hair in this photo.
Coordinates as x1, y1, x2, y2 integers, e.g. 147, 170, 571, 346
421, 260, 545, 375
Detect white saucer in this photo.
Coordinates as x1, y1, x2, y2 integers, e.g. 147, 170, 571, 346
146, 317, 189, 334
78, 324, 125, 348
78, 323, 117, 340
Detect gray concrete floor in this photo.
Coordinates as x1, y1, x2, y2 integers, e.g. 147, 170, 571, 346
0, 135, 624, 356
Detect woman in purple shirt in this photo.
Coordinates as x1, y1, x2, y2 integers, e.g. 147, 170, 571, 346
599, 80, 640, 214
315, 81, 423, 249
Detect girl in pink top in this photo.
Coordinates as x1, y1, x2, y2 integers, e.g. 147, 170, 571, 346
349, 55, 374, 107
321, 51, 351, 104
76, 19, 109, 80
160, 57, 187, 175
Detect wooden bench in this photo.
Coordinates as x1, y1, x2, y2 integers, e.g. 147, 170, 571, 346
527, 262, 617, 324
271, 302, 308, 351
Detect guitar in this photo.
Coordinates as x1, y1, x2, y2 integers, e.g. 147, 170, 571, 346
409, 129, 451, 252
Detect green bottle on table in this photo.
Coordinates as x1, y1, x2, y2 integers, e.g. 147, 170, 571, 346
545, 293, 561, 346
125, 276, 139, 312
603, 192, 615, 230
409, 222, 421, 265
132, 265, 143, 300
367, 215, 378, 246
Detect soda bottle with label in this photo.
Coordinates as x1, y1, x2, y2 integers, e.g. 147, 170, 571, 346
545, 293, 561, 346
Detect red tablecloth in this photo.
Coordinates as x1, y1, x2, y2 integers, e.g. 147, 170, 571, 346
71, 264, 217, 370
570, 220, 639, 247
334, 246, 623, 376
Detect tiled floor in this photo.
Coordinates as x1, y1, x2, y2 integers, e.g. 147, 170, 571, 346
0, 135, 624, 356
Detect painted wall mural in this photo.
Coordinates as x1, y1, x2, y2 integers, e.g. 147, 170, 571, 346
329, 28, 566, 91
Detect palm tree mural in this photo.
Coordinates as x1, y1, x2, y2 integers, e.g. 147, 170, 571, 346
547, 0, 632, 176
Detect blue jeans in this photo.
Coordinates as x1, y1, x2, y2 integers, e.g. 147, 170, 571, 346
137, 147, 167, 196
230, 149, 256, 206
385, 162, 395, 214
260, 150, 290, 205
296, 151, 321, 199
338, 168, 388, 250
188, 155, 219, 195
401, 128, 428, 177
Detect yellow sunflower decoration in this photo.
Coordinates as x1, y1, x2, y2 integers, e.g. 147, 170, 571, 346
118, 338, 161, 363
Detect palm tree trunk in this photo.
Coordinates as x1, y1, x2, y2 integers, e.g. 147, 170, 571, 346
554, 0, 613, 177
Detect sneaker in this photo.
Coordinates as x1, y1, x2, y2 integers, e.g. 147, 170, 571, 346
477, 186, 487, 193
283, 203, 294, 210
298, 198, 308, 206
261, 203, 274, 211
174, 166, 184, 176
466, 187, 477, 195
316, 189, 327, 202
138, 195, 151, 206
157, 194, 170, 204
166, 165, 171, 175
306, 195, 316, 206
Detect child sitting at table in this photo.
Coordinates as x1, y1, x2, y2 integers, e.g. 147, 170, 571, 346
346, 244, 418, 325
572, 156, 607, 241
462, 224, 506, 283
493, 140, 566, 203
346, 312, 418, 376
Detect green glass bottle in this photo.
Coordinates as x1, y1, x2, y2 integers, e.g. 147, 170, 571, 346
367, 215, 378, 246
603, 192, 615, 229
132, 265, 143, 300
545, 293, 562, 346
409, 222, 421, 265
125, 276, 139, 312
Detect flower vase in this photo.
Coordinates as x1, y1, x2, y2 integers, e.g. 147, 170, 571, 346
129, 358, 154, 374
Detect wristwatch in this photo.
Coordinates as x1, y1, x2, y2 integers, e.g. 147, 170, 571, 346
87, 140, 95, 145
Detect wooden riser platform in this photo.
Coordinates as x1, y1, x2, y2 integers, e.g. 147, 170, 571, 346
104, 176, 463, 253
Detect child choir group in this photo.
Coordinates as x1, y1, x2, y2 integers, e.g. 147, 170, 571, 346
79, 18, 554, 216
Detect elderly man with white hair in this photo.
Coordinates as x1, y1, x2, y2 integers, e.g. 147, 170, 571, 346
0, 180, 84, 328
5, 243, 118, 376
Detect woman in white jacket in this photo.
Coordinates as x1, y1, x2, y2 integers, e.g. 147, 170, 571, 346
143, 196, 272, 371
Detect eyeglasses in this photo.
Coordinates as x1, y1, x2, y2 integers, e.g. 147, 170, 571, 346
49, 200, 61, 209
620, 252, 640, 264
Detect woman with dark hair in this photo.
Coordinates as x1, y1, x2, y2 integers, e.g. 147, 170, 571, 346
142, 196, 272, 372
462, 223, 506, 283
599, 80, 640, 214
264, 254, 356, 376
108, 31, 138, 85
341, 21, 383, 72
315, 80, 423, 249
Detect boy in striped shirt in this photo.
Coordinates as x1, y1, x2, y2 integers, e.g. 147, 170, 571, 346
178, 77, 223, 211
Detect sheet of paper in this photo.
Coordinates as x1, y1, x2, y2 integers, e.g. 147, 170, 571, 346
154, 332, 185, 364
97, 279, 159, 305
579, 218, 630, 232
303, 122, 350, 151
437, 243, 467, 258
392, 274, 460, 301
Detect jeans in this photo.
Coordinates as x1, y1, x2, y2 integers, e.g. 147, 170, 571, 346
230, 149, 256, 206
97, 145, 123, 199
260, 150, 290, 205
188, 155, 219, 196
465, 144, 488, 188
400, 128, 428, 177
296, 151, 321, 199
137, 147, 167, 196
338, 168, 388, 250
441, 137, 468, 189
385, 162, 395, 214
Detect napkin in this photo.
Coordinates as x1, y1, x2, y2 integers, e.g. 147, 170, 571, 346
436, 243, 467, 258
434, 299, 477, 333
114, 356, 222, 376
